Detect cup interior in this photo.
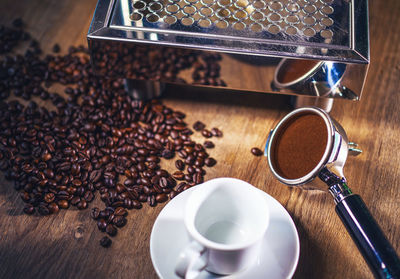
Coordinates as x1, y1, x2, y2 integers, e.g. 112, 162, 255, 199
186, 178, 269, 249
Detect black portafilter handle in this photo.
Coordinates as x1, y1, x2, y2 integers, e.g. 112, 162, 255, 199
319, 168, 400, 279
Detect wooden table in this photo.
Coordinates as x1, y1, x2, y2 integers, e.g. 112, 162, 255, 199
0, 0, 399, 278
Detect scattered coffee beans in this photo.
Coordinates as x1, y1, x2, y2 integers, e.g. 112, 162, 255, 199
0, 20, 223, 248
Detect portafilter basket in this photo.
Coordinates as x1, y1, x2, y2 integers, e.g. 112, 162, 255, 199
87, 0, 369, 106
265, 107, 400, 279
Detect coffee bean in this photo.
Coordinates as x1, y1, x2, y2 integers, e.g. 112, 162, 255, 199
114, 207, 127, 216
113, 216, 127, 228
172, 171, 185, 180
91, 207, 100, 220
201, 129, 212, 138
23, 204, 35, 215
52, 44, 60, 53
211, 127, 223, 137
132, 200, 142, 209
156, 193, 168, 203
148, 195, 156, 207
204, 157, 217, 167
12, 18, 24, 28
44, 193, 55, 203
89, 170, 102, 183
70, 196, 80, 206
161, 149, 174, 159
175, 159, 185, 171
106, 224, 117, 236
58, 200, 69, 209
203, 141, 214, 148
251, 147, 263, 156
48, 203, 59, 214
97, 219, 107, 231
193, 121, 205, 131
193, 173, 204, 184
77, 200, 88, 210
100, 236, 112, 248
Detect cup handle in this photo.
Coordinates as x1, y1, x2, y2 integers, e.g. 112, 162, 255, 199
175, 241, 207, 279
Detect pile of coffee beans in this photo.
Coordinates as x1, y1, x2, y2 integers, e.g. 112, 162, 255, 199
0, 19, 221, 247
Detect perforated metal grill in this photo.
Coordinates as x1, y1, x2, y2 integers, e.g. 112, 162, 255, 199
129, 0, 335, 38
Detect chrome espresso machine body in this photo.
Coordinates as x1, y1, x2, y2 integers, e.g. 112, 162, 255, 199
87, 0, 369, 105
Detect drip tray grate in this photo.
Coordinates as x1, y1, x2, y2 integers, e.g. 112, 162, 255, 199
129, 0, 336, 39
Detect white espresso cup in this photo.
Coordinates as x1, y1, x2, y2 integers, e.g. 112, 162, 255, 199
175, 178, 270, 278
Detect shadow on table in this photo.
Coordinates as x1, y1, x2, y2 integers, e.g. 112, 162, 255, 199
0, 238, 106, 279
163, 84, 292, 111
290, 215, 327, 279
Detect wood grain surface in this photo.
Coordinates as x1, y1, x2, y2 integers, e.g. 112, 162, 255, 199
1, 0, 400, 278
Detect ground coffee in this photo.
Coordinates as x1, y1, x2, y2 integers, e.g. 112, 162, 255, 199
272, 113, 328, 179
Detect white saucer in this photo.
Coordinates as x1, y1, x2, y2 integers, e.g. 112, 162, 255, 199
150, 186, 300, 279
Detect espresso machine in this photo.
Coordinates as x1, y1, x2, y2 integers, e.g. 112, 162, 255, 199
87, 0, 369, 111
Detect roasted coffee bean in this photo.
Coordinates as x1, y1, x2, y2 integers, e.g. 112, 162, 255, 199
97, 219, 107, 231
77, 200, 88, 210
193, 173, 204, 184
193, 121, 206, 131
113, 216, 127, 228
114, 207, 127, 216
178, 150, 188, 159
194, 158, 204, 167
132, 200, 142, 209
201, 129, 212, 138
124, 178, 135, 187
48, 203, 59, 214
211, 127, 223, 137
147, 195, 156, 207
172, 171, 185, 180
12, 18, 24, 28
175, 159, 185, 171
91, 207, 100, 220
70, 196, 81, 206
71, 179, 82, 187
156, 193, 168, 203
89, 170, 102, 183
169, 190, 178, 199
251, 147, 263, 156
204, 157, 217, 167
44, 193, 55, 203
106, 224, 117, 236
203, 141, 215, 148
23, 204, 35, 215
158, 177, 168, 188
58, 200, 69, 209
161, 149, 174, 159
84, 191, 94, 202
52, 43, 60, 53
187, 166, 195, 174
100, 236, 112, 248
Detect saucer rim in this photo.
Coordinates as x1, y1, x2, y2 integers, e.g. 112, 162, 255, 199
150, 186, 300, 279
